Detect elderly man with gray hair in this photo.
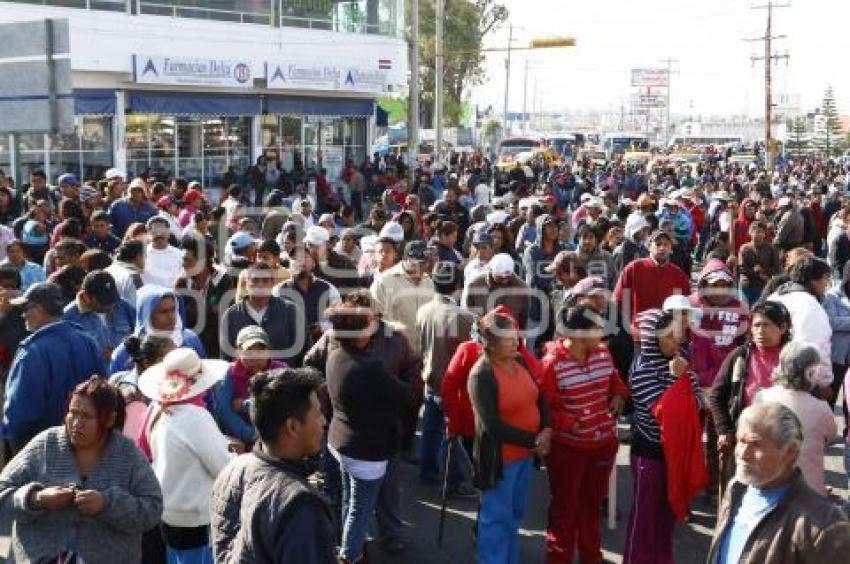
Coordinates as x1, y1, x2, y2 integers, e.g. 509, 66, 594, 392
754, 342, 837, 495
708, 402, 850, 564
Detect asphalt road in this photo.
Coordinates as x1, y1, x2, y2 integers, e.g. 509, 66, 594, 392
369, 421, 849, 564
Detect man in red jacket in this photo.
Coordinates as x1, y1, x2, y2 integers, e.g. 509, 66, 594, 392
614, 230, 691, 342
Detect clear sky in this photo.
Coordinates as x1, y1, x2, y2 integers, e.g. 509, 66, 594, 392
472, 0, 848, 118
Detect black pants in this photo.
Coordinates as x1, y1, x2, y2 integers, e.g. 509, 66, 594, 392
832, 363, 849, 435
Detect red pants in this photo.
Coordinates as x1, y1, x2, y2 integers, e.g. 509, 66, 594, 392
545, 440, 617, 564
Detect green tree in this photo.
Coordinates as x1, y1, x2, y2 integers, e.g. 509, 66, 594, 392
787, 116, 807, 157
413, 0, 508, 128
816, 86, 842, 157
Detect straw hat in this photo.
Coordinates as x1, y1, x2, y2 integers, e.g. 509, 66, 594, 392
139, 348, 228, 404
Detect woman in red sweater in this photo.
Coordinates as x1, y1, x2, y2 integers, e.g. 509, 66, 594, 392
539, 305, 629, 564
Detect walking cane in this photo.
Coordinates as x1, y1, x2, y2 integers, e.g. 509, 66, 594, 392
437, 436, 454, 547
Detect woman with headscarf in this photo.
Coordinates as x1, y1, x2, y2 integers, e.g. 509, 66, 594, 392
138, 349, 233, 564
0, 377, 162, 563
753, 342, 836, 495
108, 285, 206, 374
468, 310, 551, 564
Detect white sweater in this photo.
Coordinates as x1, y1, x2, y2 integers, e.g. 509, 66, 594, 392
144, 244, 184, 288
768, 291, 833, 387
149, 404, 234, 527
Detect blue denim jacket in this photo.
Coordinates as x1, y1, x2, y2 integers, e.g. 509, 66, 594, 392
823, 284, 850, 364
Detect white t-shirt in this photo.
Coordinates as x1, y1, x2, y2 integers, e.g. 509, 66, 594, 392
327, 442, 387, 480
144, 244, 184, 288
474, 183, 491, 206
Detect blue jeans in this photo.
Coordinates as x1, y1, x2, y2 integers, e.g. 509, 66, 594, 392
166, 546, 212, 564
419, 393, 474, 489
340, 465, 385, 561
477, 457, 533, 564
321, 440, 342, 540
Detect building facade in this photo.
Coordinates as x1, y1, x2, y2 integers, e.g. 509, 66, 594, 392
0, 0, 406, 188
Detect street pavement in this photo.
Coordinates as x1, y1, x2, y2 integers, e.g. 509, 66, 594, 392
370, 420, 849, 564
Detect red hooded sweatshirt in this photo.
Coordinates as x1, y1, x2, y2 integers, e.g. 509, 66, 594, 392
688, 259, 750, 388
733, 198, 756, 255
441, 305, 538, 438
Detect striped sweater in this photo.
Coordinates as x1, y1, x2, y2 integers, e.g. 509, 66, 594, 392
629, 309, 704, 459
539, 340, 629, 449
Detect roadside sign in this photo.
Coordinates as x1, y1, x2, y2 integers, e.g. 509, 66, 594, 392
0, 18, 74, 133
631, 68, 669, 88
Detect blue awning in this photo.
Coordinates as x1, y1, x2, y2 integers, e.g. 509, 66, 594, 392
127, 91, 261, 116
74, 89, 115, 116
376, 105, 389, 127
267, 96, 374, 118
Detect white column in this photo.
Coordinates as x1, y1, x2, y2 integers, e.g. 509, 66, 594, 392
251, 115, 263, 166
113, 90, 127, 174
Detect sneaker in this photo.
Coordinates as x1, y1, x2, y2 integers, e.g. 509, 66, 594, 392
447, 484, 479, 499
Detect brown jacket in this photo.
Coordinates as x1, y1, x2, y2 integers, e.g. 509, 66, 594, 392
416, 294, 474, 391
461, 271, 531, 331
707, 470, 850, 564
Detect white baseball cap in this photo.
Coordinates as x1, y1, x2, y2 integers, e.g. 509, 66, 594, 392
304, 226, 330, 246
662, 295, 698, 314
105, 168, 126, 181
489, 253, 515, 276
378, 221, 405, 243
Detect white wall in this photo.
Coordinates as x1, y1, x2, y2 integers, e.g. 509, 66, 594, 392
0, 2, 408, 95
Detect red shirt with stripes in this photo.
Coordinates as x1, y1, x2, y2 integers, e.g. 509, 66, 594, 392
539, 340, 630, 449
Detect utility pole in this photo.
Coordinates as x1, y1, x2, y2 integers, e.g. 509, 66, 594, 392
434, 0, 444, 167
659, 57, 679, 145
502, 24, 513, 135
406, 0, 420, 183
522, 58, 528, 133
748, 1, 790, 171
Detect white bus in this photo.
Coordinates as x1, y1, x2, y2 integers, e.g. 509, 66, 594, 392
601, 133, 650, 161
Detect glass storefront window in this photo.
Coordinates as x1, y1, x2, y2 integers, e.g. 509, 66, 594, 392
127, 114, 250, 188
262, 115, 303, 171
259, 114, 367, 184
0, 135, 12, 184
136, 0, 271, 24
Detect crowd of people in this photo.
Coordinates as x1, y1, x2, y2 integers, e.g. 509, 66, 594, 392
0, 147, 849, 563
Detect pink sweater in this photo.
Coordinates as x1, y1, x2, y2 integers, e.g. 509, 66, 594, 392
755, 386, 837, 495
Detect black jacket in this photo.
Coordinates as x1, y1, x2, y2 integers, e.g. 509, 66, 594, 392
468, 357, 550, 490
211, 447, 335, 564
326, 345, 410, 461
709, 344, 752, 436
221, 297, 309, 365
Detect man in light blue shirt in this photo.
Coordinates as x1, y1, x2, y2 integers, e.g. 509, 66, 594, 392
710, 402, 850, 563
1, 240, 45, 290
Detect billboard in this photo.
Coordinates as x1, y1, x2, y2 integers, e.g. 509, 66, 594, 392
0, 18, 74, 134
631, 68, 669, 88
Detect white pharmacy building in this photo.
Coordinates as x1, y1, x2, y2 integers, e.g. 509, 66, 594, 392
0, 0, 407, 187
